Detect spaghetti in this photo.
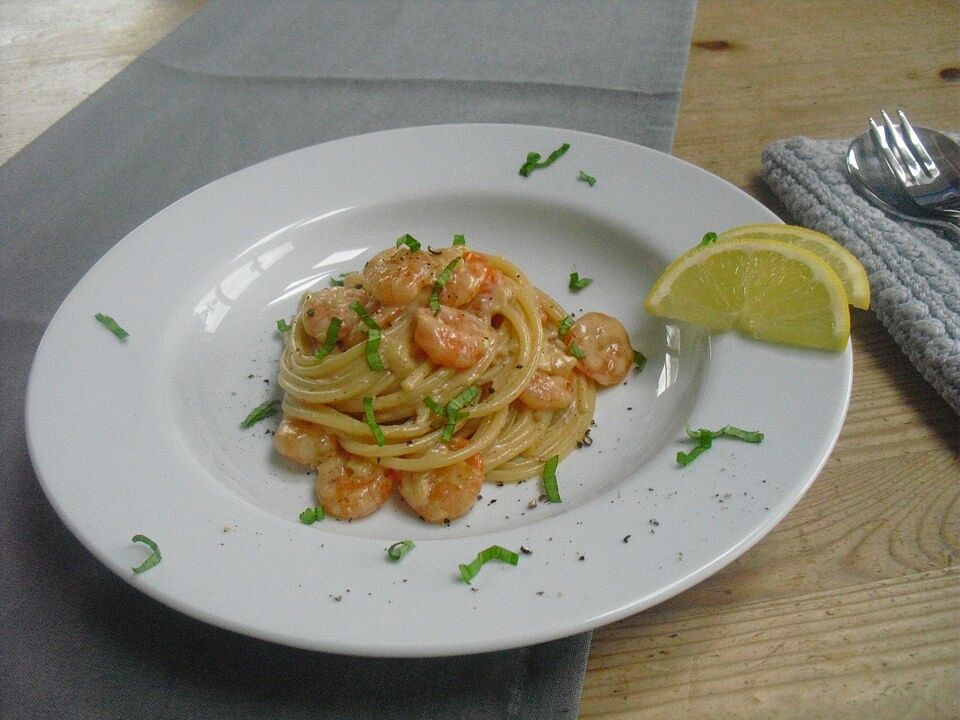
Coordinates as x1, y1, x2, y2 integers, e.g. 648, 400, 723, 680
274, 238, 634, 523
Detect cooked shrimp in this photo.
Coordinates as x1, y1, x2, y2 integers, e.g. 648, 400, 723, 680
440, 252, 494, 307
274, 418, 339, 466
518, 371, 575, 410
300, 287, 371, 348
413, 306, 492, 368
398, 448, 484, 523
363, 247, 444, 306
564, 311, 634, 386
316, 452, 397, 520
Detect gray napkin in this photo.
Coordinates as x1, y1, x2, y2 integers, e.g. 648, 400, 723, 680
0, 2, 695, 718
762, 135, 960, 415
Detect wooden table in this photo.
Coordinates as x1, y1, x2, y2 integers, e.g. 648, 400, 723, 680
3, 1, 957, 717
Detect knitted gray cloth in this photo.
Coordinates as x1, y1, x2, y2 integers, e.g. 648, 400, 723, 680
762, 135, 960, 415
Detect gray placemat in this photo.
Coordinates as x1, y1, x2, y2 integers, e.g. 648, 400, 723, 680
0, 2, 696, 718
761, 134, 960, 415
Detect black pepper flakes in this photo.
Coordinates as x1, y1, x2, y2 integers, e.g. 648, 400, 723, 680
520, 546, 532, 555
622, 534, 631, 543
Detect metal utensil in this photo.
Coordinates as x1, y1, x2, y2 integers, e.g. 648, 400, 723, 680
869, 110, 960, 212
846, 131, 960, 239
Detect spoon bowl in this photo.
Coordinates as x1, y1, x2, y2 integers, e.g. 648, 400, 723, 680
846, 131, 960, 239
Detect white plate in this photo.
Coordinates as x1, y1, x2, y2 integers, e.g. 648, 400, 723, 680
26, 124, 851, 657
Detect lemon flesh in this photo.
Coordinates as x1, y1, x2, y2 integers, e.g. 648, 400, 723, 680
716, 223, 870, 310
644, 238, 851, 351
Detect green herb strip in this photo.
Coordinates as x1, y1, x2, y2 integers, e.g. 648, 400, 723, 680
423, 395, 447, 417
700, 231, 718, 247
569, 343, 586, 360
440, 385, 479, 442
314, 317, 342, 360
330, 273, 348, 287
633, 350, 647, 373
276, 318, 292, 333
519, 142, 571, 177
677, 424, 764, 466
568, 271, 593, 291
363, 396, 386, 446
387, 540, 415, 561
459, 544, 520, 583
578, 170, 597, 186
430, 258, 461, 314
557, 314, 575, 337
350, 302, 385, 371
299, 506, 324, 524
542, 455, 561, 503
131, 534, 161, 574
95, 313, 129, 339
241, 399, 279, 428
396, 234, 422, 252
453, 234, 466, 246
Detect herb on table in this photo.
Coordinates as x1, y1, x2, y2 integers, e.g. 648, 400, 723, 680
577, 170, 597, 186
276, 318, 292, 333
131, 534, 161, 574
95, 313, 129, 340
459, 545, 519, 583
300, 506, 324, 524
542, 455, 561, 503
699, 231, 718, 247
519, 142, 570, 177
453, 234, 466, 246
633, 350, 647, 372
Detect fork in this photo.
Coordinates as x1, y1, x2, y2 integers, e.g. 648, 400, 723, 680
869, 110, 960, 211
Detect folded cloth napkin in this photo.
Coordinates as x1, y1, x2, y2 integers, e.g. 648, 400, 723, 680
762, 134, 960, 415
0, 2, 696, 718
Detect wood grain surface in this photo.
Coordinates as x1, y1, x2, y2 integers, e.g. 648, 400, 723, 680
2, 1, 957, 718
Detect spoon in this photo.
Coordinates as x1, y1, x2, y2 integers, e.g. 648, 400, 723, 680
846, 131, 960, 239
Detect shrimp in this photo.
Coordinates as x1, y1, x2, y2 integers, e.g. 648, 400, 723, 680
440, 252, 494, 307
564, 311, 634, 386
316, 452, 397, 520
300, 287, 371, 349
274, 417, 339, 466
363, 247, 444, 306
518, 371, 575, 410
412, 306, 492, 368
398, 446, 484, 523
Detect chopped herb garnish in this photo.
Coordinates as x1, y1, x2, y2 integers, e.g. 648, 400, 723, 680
578, 170, 597, 186
453, 234, 466, 246
330, 273, 348, 287
542, 455, 561, 502
241, 399, 278, 428
396, 234, 421, 252
557, 314, 575, 337
519, 142, 571, 177
633, 350, 647, 372
677, 423, 763, 466
131, 534, 161, 574
700, 232, 718, 247
387, 540, 415, 561
430, 258, 461, 314
314, 317, 342, 360
568, 271, 593, 291
299, 506, 324, 524
441, 385, 479, 442
363, 396, 386, 446
569, 343, 586, 360
459, 544, 519, 583
276, 318, 292, 333
94, 313, 129, 340
423, 395, 446, 417
350, 302, 385, 371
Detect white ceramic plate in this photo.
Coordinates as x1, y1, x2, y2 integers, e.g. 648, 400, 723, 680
26, 125, 851, 657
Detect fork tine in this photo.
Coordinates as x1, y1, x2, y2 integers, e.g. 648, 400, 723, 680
898, 110, 938, 176
881, 110, 924, 182
869, 116, 910, 185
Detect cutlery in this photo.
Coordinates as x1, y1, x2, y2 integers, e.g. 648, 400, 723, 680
846, 131, 960, 239
869, 110, 960, 212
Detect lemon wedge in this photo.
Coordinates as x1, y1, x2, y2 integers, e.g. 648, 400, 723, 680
716, 223, 870, 309
644, 237, 851, 351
